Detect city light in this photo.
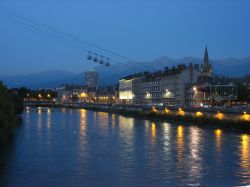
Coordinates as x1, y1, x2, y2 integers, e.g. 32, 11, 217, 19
178, 108, 185, 116
193, 86, 197, 91
80, 92, 87, 98
240, 112, 250, 121
195, 111, 203, 117
152, 107, 157, 113
164, 108, 170, 114
215, 111, 224, 120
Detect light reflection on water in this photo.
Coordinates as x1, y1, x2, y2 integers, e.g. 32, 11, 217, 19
176, 125, 185, 181
238, 134, 250, 185
186, 127, 203, 186
215, 129, 222, 152
1, 107, 250, 187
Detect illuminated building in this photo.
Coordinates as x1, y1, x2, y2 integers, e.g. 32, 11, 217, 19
56, 85, 87, 103
118, 73, 143, 104
140, 63, 200, 105
96, 86, 117, 103
185, 46, 237, 106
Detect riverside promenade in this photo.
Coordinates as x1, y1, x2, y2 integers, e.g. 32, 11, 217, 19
24, 101, 250, 133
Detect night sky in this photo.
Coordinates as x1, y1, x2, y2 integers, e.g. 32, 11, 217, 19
0, 0, 249, 75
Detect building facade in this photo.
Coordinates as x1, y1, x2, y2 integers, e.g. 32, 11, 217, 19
118, 73, 144, 104
118, 64, 201, 105
185, 47, 238, 106
56, 85, 87, 103
139, 64, 200, 105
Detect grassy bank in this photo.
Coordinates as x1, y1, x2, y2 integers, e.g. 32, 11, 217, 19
0, 82, 23, 143
82, 105, 250, 134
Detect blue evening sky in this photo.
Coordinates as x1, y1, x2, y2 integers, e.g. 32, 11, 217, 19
0, 0, 249, 75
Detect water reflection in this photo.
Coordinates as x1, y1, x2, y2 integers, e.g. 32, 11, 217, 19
26, 106, 30, 114
25, 107, 30, 128
38, 107, 42, 114
37, 107, 42, 130
61, 107, 66, 113
215, 129, 222, 152
187, 127, 203, 186
46, 108, 51, 129
176, 125, 185, 178
3, 107, 250, 186
162, 123, 171, 153
118, 116, 134, 140
79, 109, 87, 134
151, 122, 156, 143
238, 134, 250, 185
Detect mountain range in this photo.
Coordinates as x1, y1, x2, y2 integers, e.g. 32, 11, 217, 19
1, 56, 250, 89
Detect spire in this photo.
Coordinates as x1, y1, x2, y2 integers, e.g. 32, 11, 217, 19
204, 45, 209, 68
197, 45, 213, 84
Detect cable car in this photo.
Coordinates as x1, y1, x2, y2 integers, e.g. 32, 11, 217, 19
99, 55, 104, 64
93, 53, 98, 62
105, 57, 110, 66
87, 51, 92, 60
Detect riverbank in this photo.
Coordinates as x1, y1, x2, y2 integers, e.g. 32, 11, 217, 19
81, 105, 250, 134
25, 102, 250, 134
0, 82, 23, 144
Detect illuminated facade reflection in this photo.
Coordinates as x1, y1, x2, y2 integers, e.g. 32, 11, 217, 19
79, 109, 87, 134
186, 127, 203, 185
162, 122, 171, 154
238, 134, 250, 185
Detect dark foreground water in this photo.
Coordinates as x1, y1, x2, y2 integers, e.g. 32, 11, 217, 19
1, 107, 250, 187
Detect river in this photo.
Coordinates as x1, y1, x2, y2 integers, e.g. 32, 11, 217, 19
0, 107, 249, 187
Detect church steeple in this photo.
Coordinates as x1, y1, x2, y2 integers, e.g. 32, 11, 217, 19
204, 45, 209, 67
202, 45, 212, 75
197, 45, 213, 84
